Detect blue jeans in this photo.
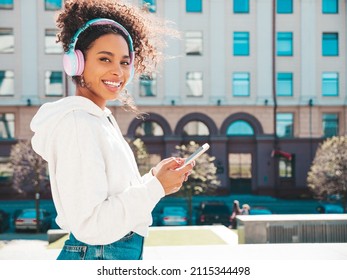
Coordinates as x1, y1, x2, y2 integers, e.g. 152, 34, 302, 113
57, 232, 144, 260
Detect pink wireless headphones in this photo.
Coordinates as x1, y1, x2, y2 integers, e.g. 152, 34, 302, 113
63, 18, 135, 83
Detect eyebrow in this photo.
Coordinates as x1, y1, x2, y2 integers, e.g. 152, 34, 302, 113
97, 51, 130, 59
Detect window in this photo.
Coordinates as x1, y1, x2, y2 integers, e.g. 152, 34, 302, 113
135, 121, 163, 136
322, 113, 339, 137
141, 0, 156, 13
0, 28, 14, 53
277, 0, 293, 14
45, 0, 62, 11
139, 74, 157, 97
322, 0, 338, 14
277, 73, 293, 96
234, 0, 249, 13
0, 0, 13, 9
182, 121, 209, 136
45, 71, 63, 96
322, 72, 338, 96
0, 113, 15, 139
0, 70, 14, 96
186, 72, 203, 97
322, 33, 338, 56
232, 73, 250, 96
277, 32, 293, 56
186, 0, 202, 13
276, 113, 293, 138
279, 157, 293, 178
229, 153, 252, 179
233, 32, 249, 56
226, 120, 254, 136
45, 29, 63, 54
185, 31, 203, 56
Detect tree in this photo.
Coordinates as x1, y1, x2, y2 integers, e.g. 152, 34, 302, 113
126, 138, 150, 176
174, 141, 221, 224
10, 139, 48, 232
307, 136, 347, 212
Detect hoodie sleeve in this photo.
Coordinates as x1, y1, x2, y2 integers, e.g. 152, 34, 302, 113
51, 111, 164, 245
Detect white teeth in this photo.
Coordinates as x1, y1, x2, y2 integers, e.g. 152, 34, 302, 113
103, 80, 121, 87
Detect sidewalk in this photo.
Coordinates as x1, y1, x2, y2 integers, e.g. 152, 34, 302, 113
1, 225, 347, 260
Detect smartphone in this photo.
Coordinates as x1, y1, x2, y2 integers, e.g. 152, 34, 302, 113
184, 143, 210, 166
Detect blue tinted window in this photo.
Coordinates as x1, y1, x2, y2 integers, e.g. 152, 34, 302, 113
276, 113, 293, 138
233, 73, 250, 96
322, 0, 338, 14
322, 72, 338, 96
227, 120, 254, 136
234, 0, 249, 13
322, 113, 339, 137
45, 0, 62, 11
186, 0, 202, 13
277, 32, 293, 56
142, 0, 156, 13
0, 0, 13, 9
277, 73, 293, 96
233, 32, 249, 56
322, 33, 338, 56
277, 0, 293, 13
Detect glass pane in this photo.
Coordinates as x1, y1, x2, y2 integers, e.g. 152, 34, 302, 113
186, 72, 203, 97
233, 73, 250, 96
277, 73, 293, 96
182, 121, 209, 136
233, 32, 249, 56
322, 72, 338, 96
277, 32, 293, 56
323, 113, 338, 137
135, 121, 163, 136
227, 120, 254, 136
277, 0, 293, 13
0, 28, 14, 53
322, 33, 338, 56
0, 0, 13, 9
234, 0, 249, 13
185, 31, 203, 55
186, 0, 202, 12
45, 29, 63, 54
45, 71, 63, 96
45, 0, 62, 11
0, 113, 15, 139
0, 70, 14, 95
322, 0, 338, 14
279, 158, 292, 178
142, 0, 156, 13
276, 113, 293, 137
140, 74, 157, 97
229, 153, 252, 178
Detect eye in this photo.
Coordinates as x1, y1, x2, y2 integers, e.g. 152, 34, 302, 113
100, 57, 111, 62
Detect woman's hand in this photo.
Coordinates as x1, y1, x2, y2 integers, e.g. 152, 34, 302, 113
153, 157, 194, 195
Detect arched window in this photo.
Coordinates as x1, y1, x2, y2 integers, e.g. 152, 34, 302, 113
135, 121, 164, 137
227, 120, 254, 136
182, 121, 209, 136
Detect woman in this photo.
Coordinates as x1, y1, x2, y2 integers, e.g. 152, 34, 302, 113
30, 0, 193, 260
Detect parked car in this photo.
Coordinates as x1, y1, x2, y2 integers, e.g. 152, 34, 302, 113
159, 206, 188, 226
0, 209, 10, 233
14, 208, 52, 232
196, 201, 230, 226
249, 207, 272, 215
316, 203, 344, 214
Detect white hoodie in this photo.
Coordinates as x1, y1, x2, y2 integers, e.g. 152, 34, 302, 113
30, 96, 164, 245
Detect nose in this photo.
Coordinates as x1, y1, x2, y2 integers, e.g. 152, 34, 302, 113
110, 63, 123, 76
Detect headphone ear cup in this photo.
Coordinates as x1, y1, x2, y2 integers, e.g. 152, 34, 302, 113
126, 65, 135, 85
63, 49, 84, 76
74, 49, 85, 76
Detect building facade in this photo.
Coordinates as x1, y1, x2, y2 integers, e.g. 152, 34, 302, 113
0, 0, 346, 197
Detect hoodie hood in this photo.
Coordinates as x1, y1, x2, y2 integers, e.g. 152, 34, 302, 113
30, 96, 111, 161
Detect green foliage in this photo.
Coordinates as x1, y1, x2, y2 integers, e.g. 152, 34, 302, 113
307, 136, 347, 210
9, 140, 47, 195
174, 141, 220, 196
126, 137, 150, 176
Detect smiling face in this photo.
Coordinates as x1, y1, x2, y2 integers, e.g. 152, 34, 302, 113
76, 33, 132, 109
